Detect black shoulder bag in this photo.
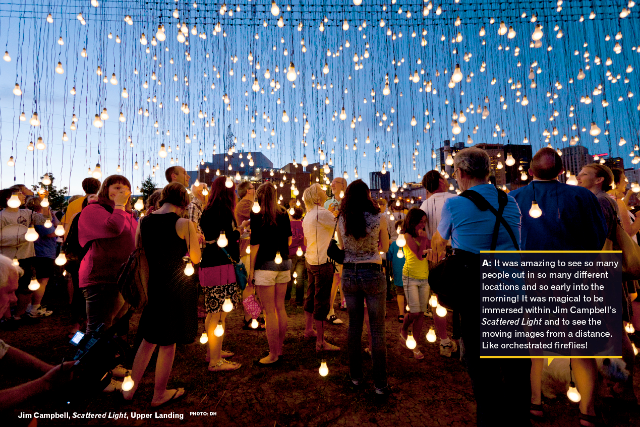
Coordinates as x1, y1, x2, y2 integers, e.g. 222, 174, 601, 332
327, 214, 345, 265
428, 189, 519, 310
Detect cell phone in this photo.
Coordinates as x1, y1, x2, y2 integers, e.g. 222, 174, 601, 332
69, 331, 85, 346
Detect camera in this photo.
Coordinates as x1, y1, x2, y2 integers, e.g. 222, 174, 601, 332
62, 318, 131, 404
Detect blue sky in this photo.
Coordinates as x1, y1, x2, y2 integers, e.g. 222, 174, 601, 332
0, 0, 638, 194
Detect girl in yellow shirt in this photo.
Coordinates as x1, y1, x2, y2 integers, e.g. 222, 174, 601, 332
399, 208, 430, 359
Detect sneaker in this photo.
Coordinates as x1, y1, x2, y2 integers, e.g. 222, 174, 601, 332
103, 378, 122, 393
440, 340, 458, 358
374, 385, 392, 396
327, 314, 343, 325
413, 350, 425, 360
27, 307, 53, 318
424, 311, 433, 318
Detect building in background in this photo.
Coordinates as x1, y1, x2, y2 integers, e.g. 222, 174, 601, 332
435, 140, 465, 175
370, 171, 391, 192
604, 157, 624, 172
559, 146, 592, 182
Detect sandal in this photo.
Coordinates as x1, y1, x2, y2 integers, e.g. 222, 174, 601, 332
413, 350, 424, 360
316, 341, 340, 352
151, 388, 186, 408
579, 413, 603, 427
208, 359, 242, 372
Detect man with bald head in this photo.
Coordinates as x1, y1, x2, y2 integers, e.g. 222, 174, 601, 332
509, 147, 607, 421
323, 177, 347, 324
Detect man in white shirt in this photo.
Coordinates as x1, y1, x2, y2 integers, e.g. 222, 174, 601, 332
419, 170, 457, 357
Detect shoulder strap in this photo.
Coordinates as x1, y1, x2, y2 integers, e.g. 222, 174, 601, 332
459, 189, 520, 251
331, 212, 340, 239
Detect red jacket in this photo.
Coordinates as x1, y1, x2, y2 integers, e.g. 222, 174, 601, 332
78, 201, 137, 288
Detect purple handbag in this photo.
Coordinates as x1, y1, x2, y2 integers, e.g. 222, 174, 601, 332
243, 294, 262, 319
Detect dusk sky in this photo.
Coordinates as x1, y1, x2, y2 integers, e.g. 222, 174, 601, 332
0, 0, 637, 194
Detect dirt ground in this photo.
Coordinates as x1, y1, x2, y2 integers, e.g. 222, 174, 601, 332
2, 281, 640, 427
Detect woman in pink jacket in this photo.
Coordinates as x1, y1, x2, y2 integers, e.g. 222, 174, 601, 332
78, 175, 137, 333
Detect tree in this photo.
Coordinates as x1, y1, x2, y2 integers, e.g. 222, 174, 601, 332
140, 176, 157, 203
31, 173, 68, 211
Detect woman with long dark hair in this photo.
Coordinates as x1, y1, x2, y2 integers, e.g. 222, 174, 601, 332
249, 182, 292, 366
78, 175, 136, 333
337, 179, 389, 394
199, 176, 247, 372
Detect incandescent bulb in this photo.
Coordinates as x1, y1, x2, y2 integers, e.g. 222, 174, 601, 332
200, 332, 208, 344
55, 252, 67, 266
214, 321, 224, 337
426, 328, 437, 342
28, 278, 40, 291
222, 298, 233, 312
319, 360, 329, 376
406, 332, 417, 349
217, 231, 228, 247
529, 202, 542, 218
25, 227, 39, 242
436, 305, 447, 317
184, 262, 194, 276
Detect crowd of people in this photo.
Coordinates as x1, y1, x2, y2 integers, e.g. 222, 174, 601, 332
0, 149, 638, 426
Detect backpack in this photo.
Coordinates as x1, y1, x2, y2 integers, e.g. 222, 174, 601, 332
62, 213, 91, 263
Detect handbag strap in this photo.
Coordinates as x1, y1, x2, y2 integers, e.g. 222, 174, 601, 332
459, 189, 520, 251
331, 212, 340, 239
220, 247, 239, 266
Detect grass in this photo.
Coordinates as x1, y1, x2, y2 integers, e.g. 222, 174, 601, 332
2, 283, 640, 426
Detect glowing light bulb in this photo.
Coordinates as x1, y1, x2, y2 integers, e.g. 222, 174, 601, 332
271, 1, 280, 16
3, 51, 10, 62
25, 227, 39, 242
567, 384, 581, 403
217, 231, 228, 247
222, 298, 233, 312
505, 154, 516, 166
184, 262, 194, 276
567, 174, 578, 186
287, 62, 297, 81
397, 233, 406, 247
429, 295, 438, 307
319, 360, 329, 376
13, 84, 22, 96
406, 332, 417, 349
296, 246, 303, 256
7, 194, 21, 208
529, 201, 542, 218
214, 321, 225, 337
12, 258, 19, 266
445, 154, 454, 166
132, 198, 143, 211
252, 201, 260, 213
532, 24, 543, 40
122, 375, 134, 392
200, 332, 208, 344
251, 319, 259, 328
275, 252, 283, 264
589, 123, 601, 136
426, 328, 437, 342
397, 248, 404, 259
625, 322, 635, 334
452, 64, 463, 83
159, 144, 167, 158
436, 304, 447, 317
54, 224, 65, 236
28, 277, 40, 291
55, 252, 67, 266
225, 177, 233, 188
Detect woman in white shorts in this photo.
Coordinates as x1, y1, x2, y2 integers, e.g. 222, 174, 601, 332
248, 182, 292, 366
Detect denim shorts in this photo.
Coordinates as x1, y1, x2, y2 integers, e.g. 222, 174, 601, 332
402, 275, 430, 313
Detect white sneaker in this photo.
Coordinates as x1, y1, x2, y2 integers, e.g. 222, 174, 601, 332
111, 365, 129, 378
27, 307, 53, 318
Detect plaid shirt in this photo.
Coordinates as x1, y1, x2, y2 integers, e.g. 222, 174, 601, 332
187, 196, 204, 234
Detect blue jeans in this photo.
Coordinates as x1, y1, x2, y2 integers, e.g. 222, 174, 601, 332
341, 264, 387, 389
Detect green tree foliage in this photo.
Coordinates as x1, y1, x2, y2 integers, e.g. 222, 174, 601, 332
31, 174, 68, 211
140, 176, 157, 202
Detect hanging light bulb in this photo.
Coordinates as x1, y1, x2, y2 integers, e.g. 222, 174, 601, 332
12, 257, 19, 266
529, 201, 542, 218
55, 252, 67, 266
296, 246, 303, 256
217, 231, 228, 247
159, 144, 167, 158
406, 332, 417, 349
567, 383, 581, 403
13, 83, 22, 96
93, 115, 103, 128
445, 154, 454, 166
271, 1, 280, 16
252, 201, 261, 213
30, 113, 40, 127
426, 328, 437, 342
92, 163, 102, 179
41, 198, 50, 208
397, 233, 406, 247
222, 298, 234, 312
55, 224, 65, 236
282, 110, 289, 122
589, 123, 601, 136
274, 252, 283, 264
452, 64, 463, 83
3, 51, 10, 62
7, 194, 21, 208
397, 248, 404, 258
319, 360, 329, 376
7, 156, 14, 167
25, 227, 39, 242
200, 332, 208, 344
214, 321, 225, 337
436, 304, 447, 317
134, 198, 144, 211
505, 154, 516, 166
28, 277, 40, 291
184, 261, 195, 276
286, 62, 296, 81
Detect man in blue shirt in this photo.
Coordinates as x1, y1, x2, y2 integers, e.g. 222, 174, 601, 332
431, 148, 527, 427
510, 148, 607, 424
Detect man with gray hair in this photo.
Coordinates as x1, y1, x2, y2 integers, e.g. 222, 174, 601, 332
430, 147, 528, 426
0, 254, 74, 410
